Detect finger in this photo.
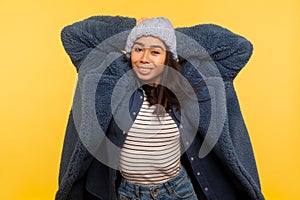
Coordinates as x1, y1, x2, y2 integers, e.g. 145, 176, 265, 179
136, 17, 149, 25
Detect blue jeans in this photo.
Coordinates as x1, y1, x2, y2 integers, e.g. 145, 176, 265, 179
117, 166, 198, 200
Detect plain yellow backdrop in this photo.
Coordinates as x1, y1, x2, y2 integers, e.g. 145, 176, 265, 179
0, 0, 299, 199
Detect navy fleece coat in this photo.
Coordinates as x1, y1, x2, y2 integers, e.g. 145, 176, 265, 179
56, 16, 264, 200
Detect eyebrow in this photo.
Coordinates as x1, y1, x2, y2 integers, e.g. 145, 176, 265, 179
133, 42, 165, 50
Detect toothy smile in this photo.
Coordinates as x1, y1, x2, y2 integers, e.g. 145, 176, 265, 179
136, 66, 153, 75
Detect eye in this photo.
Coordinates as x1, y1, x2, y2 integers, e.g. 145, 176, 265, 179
133, 47, 143, 52
151, 50, 161, 55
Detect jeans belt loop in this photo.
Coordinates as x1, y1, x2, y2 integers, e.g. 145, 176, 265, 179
164, 181, 174, 195
134, 184, 139, 198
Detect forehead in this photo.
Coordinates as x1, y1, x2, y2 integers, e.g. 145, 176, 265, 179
134, 36, 166, 49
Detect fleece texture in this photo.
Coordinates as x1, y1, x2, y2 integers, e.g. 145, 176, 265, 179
56, 16, 264, 200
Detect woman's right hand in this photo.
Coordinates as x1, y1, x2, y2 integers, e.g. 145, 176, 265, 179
136, 17, 149, 25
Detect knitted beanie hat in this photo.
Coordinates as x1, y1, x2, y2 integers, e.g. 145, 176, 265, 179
125, 17, 177, 59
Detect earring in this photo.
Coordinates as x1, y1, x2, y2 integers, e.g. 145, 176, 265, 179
121, 50, 127, 55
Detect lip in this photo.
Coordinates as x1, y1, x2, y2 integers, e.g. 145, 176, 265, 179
136, 66, 153, 75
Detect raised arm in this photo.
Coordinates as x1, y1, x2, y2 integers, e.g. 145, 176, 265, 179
60, 16, 136, 71
176, 24, 253, 81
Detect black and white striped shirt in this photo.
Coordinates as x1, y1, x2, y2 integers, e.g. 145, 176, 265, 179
119, 96, 181, 185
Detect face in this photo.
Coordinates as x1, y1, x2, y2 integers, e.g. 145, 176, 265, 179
130, 36, 167, 86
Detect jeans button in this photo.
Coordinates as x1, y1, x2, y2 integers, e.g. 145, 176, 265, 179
152, 188, 159, 195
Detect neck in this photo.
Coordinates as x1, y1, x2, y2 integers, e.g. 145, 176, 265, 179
147, 82, 158, 87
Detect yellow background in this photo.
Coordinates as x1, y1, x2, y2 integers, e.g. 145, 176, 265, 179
0, 0, 299, 199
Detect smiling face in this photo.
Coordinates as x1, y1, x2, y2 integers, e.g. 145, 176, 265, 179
130, 36, 167, 86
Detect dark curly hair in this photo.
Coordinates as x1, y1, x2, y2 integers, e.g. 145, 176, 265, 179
136, 51, 192, 117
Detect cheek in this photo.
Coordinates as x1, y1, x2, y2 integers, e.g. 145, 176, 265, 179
130, 58, 135, 68
130, 53, 138, 67
154, 56, 166, 65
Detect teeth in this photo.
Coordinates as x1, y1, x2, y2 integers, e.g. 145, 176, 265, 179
140, 68, 150, 72
138, 67, 151, 74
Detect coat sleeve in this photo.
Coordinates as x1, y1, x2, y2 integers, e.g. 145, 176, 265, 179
58, 16, 135, 181
58, 111, 79, 184
57, 16, 136, 197
192, 24, 262, 189
60, 15, 136, 71
176, 24, 253, 81
177, 24, 264, 199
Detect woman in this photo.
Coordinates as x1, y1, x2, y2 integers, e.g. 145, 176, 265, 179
118, 17, 199, 200
56, 16, 264, 200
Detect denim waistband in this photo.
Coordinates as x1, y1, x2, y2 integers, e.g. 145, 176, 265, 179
120, 166, 188, 198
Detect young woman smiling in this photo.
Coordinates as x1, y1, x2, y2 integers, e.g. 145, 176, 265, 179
56, 16, 264, 200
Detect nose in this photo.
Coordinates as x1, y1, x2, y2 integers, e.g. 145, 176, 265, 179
140, 49, 150, 63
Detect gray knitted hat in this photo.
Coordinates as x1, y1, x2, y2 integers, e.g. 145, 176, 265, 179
125, 17, 177, 59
